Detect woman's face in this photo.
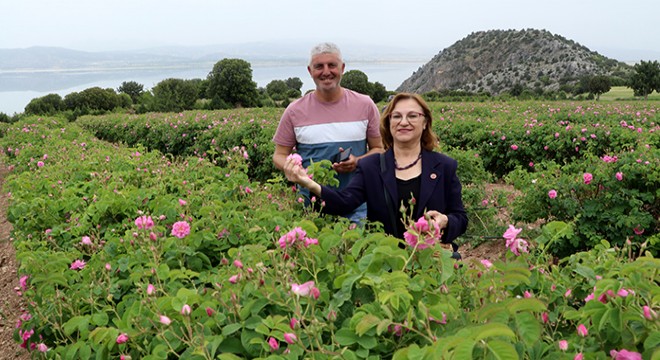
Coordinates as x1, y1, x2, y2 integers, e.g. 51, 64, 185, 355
389, 98, 426, 146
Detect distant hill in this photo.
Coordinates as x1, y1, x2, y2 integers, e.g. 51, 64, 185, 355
397, 29, 633, 95
0, 42, 430, 72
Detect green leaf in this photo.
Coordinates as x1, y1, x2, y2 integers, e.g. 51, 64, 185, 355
486, 339, 519, 360
473, 323, 516, 341
217, 354, 244, 360
335, 328, 358, 346
644, 331, 660, 349
222, 323, 243, 336
573, 264, 596, 281
453, 339, 475, 359
320, 231, 342, 252
508, 298, 547, 313
88, 327, 118, 345
79, 344, 91, 360
63, 315, 91, 337
91, 312, 109, 326
65, 342, 81, 360
356, 335, 377, 349
609, 307, 622, 332
514, 312, 541, 346
376, 319, 392, 335
355, 314, 380, 336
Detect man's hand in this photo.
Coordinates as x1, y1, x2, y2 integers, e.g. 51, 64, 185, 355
332, 154, 357, 173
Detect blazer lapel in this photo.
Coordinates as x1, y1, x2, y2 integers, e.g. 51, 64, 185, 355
417, 150, 441, 217
381, 149, 398, 207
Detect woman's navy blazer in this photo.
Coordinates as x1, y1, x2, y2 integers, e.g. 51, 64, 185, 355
320, 148, 468, 244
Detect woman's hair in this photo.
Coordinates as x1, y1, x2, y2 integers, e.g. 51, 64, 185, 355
309, 42, 343, 64
380, 93, 439, 151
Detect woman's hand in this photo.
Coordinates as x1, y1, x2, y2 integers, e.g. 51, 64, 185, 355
283, 156, 309, 185
426, 210, 448, 230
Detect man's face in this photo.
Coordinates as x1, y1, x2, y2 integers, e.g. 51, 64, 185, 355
308, 53, 345, 93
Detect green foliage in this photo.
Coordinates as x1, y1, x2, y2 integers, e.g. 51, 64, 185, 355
151, 78, 199, 112
629, 60, 660, 100
341, 70, 373, 96
265, 80, 289, 101
583, 75, 611, 100
5, 101, 659, 359
371, 82, 388, 103
206, 58, 259, 108
284, 77, 303, 96
62, 87, 126, 119
25, 93, 65, 116
117, 81, 145, 104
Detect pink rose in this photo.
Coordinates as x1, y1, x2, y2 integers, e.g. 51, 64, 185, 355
558, 340, 568, 351
576, 324, 588, 337
116, 333, 129, 344
583, 172, 593, 184
159, 315, 172, 325
286, 153, 303, 166
181, 304, 191, 316
609, 349, 642, 360
70, 259, 86, 270
615, 172, 623, 181
171, 221, 191, 238
548, 189, 557, 199
291, 281, 315, 297
502, 224, 522, 241
268, 337, 279, 351
283, 333, 297, 344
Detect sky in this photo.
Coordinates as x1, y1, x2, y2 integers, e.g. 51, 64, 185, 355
2, 0, 659, 62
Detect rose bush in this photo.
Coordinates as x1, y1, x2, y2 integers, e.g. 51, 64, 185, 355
2, 102, 658, 359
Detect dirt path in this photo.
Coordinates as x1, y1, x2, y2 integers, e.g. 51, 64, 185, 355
0, 165, 29, 359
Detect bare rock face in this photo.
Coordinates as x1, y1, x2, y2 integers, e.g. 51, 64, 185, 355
397, 29, 631, 95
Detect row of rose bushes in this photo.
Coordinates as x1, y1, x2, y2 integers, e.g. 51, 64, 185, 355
1, 115, 658, 359
75, 102, 660, 256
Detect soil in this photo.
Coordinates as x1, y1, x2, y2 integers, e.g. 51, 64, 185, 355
0, 167, 509, 357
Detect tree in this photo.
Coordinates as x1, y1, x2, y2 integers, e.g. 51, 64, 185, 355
371, 82, 388, 103
117, 81, 144, 104
151, 78, 198, 112
64, 87, 121, 112
285, 77, 303, 97
206, 58, 259, 108
266, 80, 289, 101
341, 70, 372, 96
586, 75, 611, 101
25, 93, 64, 115
629, 60, 660, 100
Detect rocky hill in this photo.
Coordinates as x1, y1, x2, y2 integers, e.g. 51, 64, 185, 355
397, 29, 632, 95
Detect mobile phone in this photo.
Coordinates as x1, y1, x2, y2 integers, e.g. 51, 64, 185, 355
334, 147, 352, 163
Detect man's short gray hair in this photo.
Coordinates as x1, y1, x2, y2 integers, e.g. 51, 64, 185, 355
310, 42, 343, 64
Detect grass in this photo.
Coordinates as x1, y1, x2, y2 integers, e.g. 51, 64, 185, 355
600, 86, 660, 101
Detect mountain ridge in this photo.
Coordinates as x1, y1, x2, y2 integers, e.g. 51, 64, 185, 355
397, 29, 633, 95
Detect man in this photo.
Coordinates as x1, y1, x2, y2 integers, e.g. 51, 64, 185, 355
273, 42, 383, 222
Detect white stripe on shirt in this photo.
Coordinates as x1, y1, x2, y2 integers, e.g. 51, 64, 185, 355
294, 120, 369, 145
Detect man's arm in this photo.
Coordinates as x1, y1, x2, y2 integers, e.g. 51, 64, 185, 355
273, 144, 294, 171
360, 135, 384, 160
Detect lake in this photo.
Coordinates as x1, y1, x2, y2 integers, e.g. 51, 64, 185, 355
0, 61, 425, 114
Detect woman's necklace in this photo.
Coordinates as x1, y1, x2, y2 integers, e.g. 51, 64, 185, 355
394, 152, 422, 171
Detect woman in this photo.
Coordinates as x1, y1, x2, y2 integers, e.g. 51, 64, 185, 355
283, 93, 467, 256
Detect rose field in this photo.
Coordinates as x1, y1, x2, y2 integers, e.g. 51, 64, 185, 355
1, 100, 658, 359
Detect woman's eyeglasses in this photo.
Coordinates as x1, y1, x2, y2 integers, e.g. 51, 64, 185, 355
390, 112, 425, 123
